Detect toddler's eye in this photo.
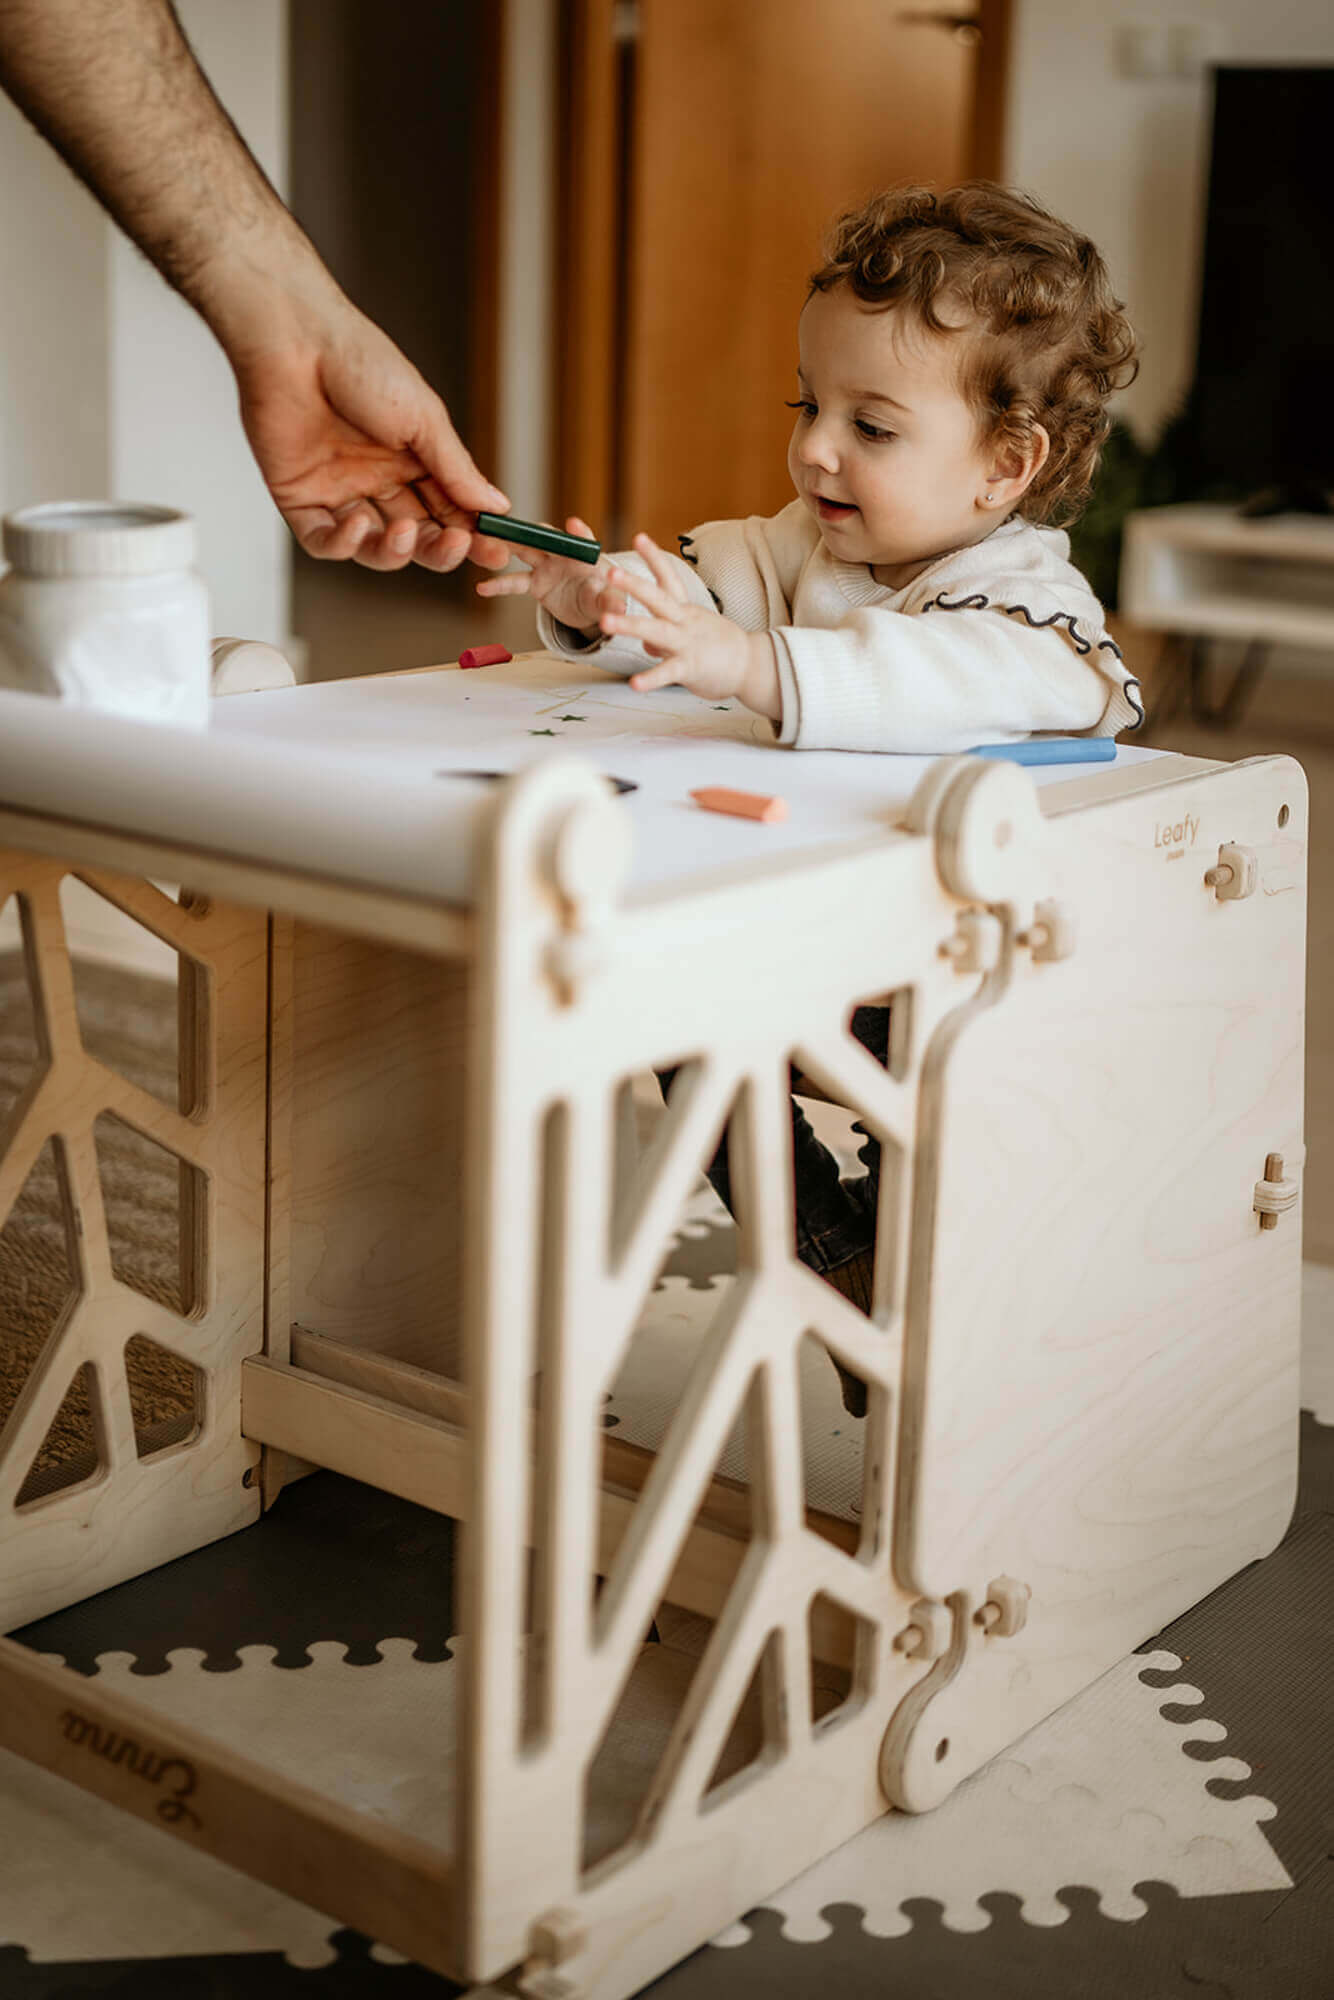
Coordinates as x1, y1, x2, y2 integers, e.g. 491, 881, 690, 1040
784, 398, 817, 419
855, 419, 895, 443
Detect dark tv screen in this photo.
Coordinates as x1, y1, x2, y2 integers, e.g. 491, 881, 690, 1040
1191, 66, 1334, 505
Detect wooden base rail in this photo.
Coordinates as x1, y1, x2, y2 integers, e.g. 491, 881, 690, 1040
0, 1634, 459, 1977
244, 1330, 860, 1662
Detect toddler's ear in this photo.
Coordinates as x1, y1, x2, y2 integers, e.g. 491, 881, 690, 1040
982, 423, 1050, 511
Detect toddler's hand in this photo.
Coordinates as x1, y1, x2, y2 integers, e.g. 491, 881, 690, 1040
603, 534, 781, 718
474, 515, 623, 633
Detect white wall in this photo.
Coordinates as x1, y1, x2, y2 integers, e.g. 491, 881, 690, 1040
1003, 1, 1334, 441
498, 0, 557, 518
0, 97, 109, 516
0, 0, 291, 647
109, 0, 290, 646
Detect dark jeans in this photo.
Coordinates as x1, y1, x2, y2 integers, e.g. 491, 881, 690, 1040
660, 1005, 889, 1277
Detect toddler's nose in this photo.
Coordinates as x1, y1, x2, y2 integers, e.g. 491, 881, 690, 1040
796, 421, 839, 474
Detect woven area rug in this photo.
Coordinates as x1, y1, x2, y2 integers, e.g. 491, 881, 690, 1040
0, 950, 196, 1494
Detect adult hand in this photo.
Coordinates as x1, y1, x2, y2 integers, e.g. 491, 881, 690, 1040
0, 0, 512, 576
232, 299, 513, 574
602, 535, 782, 718
474, 516, 626, 626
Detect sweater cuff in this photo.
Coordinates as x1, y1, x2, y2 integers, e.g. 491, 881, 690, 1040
774, 625, 889, 750
535, 603, 607, 659
771, 630, 803, 745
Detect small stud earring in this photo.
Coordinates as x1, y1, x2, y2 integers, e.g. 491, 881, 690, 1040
985, 491, 994, 503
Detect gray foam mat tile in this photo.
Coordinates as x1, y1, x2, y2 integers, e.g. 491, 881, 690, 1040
1141, 1512, 1334, 1886
1294, 1409, 1334, 1521
1182, 1859, 1334, 1999
652, 1876, 1334, 2000
655, 1216, 736, 1290
11, 1473, 458, 1674
0, 1932, 461, 1997
645, 1887, 1292, 2000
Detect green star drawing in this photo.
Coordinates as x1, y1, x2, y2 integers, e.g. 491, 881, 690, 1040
529, 728, 558, 737
559, 713, 587, 722
713, 704, 731, 710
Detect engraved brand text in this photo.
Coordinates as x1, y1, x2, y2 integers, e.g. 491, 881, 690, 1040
58, 1707, 202, 1828
1154, 815, 1198, 852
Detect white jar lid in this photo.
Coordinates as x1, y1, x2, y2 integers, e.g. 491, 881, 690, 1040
2, 501, 197, 577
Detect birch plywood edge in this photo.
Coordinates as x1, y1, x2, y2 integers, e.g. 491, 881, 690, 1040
0, 806, 475, 961
1037, 748, 1223, 815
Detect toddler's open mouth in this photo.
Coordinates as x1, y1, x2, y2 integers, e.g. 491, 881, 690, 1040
814, 495, 858, 522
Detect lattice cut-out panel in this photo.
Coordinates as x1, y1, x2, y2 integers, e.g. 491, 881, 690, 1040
789, 989, 917, 1346
93, 1111, 204, 1319
461, 766, 987, 1983
583, 1396, 760, 1872
0, 854, 269, 1626
0, 1129, 93, 1505
808, 1591, 877, 1733
498, 1050, 922, 1905
15, 1363, 101, 1507
124, 1333, 201, 1458
0, 896, 49, 1123
58, 875, 204, 1113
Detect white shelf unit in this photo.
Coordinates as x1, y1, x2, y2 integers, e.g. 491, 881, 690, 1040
1122, 503, 1334, 656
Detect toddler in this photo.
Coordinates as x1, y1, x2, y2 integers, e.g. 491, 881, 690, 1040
478, 181, 1141, 1405
480, 180, 1141, 747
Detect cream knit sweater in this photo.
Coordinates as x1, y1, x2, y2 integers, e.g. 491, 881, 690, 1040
536, 501, 1142, 754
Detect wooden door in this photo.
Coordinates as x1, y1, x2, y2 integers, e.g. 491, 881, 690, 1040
556, 0, 1010, 545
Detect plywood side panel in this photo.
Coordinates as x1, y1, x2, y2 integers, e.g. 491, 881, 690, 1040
882, 753, 1307, 1806
287, 926, 469, 1376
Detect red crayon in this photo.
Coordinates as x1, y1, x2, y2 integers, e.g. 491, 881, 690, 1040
458, 643, 513, 670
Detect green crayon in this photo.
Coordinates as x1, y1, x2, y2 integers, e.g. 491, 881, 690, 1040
475, 512, 601, 565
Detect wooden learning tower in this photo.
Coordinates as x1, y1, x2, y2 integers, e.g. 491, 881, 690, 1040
0, 744, 1306, 1998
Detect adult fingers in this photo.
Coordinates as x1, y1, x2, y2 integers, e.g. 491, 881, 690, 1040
409, 474, 466, 530
286, 500, 382, 562
406, 477, 511, 572
294, 489, 417, 571
467, 530, 517, 571
410, 395, 509, 518
350, 521, 420, 572
414, 524, 474, 573
351, 484, 438, 569
414, 524, 510, 575
475, 572, 535, 599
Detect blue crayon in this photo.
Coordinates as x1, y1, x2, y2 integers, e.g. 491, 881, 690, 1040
966, 736, 1117, 767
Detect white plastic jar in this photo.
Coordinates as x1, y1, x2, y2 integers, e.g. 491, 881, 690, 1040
0, 501, 211, 728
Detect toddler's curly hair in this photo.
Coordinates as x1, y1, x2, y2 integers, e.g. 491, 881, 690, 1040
809, 182, 1138, 526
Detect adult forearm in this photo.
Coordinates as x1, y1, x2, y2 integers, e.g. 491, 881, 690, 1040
0, 0, 332, 349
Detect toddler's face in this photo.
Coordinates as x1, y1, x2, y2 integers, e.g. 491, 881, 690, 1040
786, 287, 997, 585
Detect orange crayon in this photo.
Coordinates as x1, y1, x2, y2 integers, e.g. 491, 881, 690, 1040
690, 786, 788, 824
